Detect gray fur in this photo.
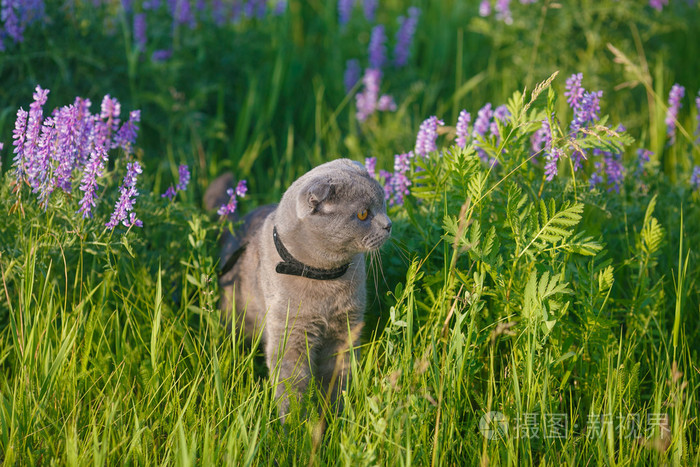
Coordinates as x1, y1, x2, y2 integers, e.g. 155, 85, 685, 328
205, 159, 391, 419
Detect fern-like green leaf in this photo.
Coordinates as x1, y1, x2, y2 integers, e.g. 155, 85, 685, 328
519, 201, 584, 258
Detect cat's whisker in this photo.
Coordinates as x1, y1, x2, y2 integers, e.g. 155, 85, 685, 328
375, 248, 390, 291
371, 250, 380, 300
389, 239, 411, 266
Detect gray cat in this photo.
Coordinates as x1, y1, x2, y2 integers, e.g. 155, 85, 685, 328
204, 159, 392, 419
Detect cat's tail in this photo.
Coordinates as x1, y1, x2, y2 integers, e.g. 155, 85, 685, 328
203, 172, 235, 213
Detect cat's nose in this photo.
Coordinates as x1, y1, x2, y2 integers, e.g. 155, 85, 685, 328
384, 220, 392, 233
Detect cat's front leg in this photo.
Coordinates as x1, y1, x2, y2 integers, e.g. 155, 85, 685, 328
265, 317, 316, 422
315, 328, 360, 414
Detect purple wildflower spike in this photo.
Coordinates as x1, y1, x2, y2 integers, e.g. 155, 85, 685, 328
473, 103, 493, 138
690, 166, 700, 191
377, 94, 397, 112
368, 24, 387, 70
365, 157, 377, 178
589, 162, 604, 190
665, 84, 684, 145
344, 59, 361, 94
176, 164, 190, 191
544, 147, 561, 181
479, 0, 491, 16
338, 0, 353, 25
218, 182, 246, 217
415, 116, 444, 157
115, 110, 141, 154
78, 146, 109, 219
636, 149, 652, 173
356, 68, 381, 122
134, 13, 147, 52
53, 105, 79, 193
394, 7, 420, 67
696, 91, 700, 144
564, 73, 585, 110
11, 108, 29, 184
363, 0, 377, 22
649, 0, 668, 11
106, 161, 143, 229
235, 179, 247, 197
456, 110, 471, 149
162, 186, 177, 200
571, 90, 602, 133
495, 0, 512, 24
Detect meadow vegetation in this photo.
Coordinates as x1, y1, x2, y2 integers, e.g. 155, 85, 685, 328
0, 0, 699, 464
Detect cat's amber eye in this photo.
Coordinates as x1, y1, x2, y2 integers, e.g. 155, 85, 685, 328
357, 209, 369, 221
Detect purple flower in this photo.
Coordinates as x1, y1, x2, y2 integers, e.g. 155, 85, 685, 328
235, 179, 248, 197
383, 152, 412, 206
695, 91, 700, 144
30, 118, 56, 206
571, 90, 603, 133
11, 108, 29, 184
273, 0, 286, 15
365, 157, 376, 178
72, 97, 95, 166
115, 110, 140, 154
363, 0, 377, 22
455, 110, 471, 149
100, 94, 121, 122
473, 103, 493, 138
1, 0, 24, 44
379, 169, 393, 201
531, 120, 551, 157
589, 162, 604, 190
490, 104, 511, 138
394, 7, 420, 67
78, 146, 109, 219
479, 0, 491, 16
637, 148, 652, 172
355, 68, 381, 122
394, 152, 410, 173
152, 49, 173, 62
170, 0, 196, 28
571, 150, 584, 172
565, 73, 585, 110
604, 152, 624, 192
176, 164, 190, 191
665, 83, 684, 145
53, 105, 79, 193
649, 0, 668, 11
23, 85, 49, 175
218, 180, 248, 216
415, 116, 444, 157
377, 94, 396, 112
389, 172, 410, 206
161, 185, 177, 200
338, 0, 353, 25
106, 161, 143, 229
368, 24, 387, 70
691, 166, 700, 191
144, 0, 161, 9
134, 13, 147, 52
495, 0, 512, 24
543, 147, 561, 181
344, 59, 361, 94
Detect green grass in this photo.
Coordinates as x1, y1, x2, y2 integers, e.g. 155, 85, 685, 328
1, 0, 699, 465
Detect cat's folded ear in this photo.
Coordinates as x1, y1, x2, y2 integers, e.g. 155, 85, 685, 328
297, 178, 335, 218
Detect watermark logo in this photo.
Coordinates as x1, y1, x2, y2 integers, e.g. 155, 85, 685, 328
479, 411, 509, 440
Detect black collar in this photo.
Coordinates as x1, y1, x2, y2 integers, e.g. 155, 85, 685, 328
272, 226, 350, 280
